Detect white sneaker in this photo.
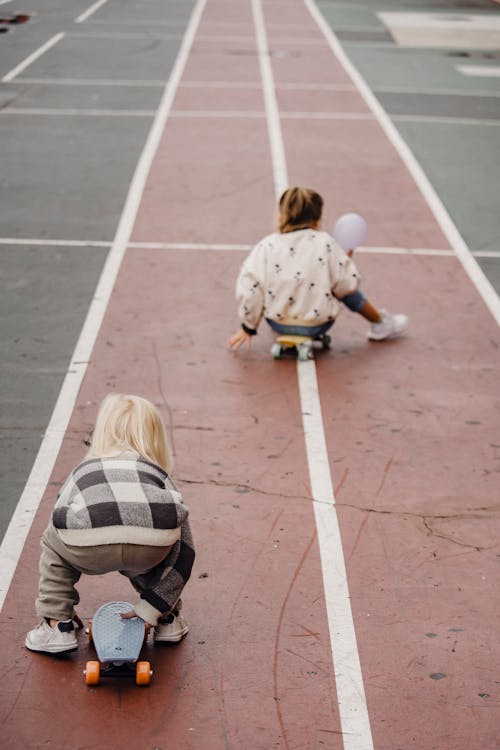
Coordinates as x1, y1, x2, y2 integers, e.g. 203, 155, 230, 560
154, 611, 189, 643
25, 619, 78, 654
367, 310, 408, 341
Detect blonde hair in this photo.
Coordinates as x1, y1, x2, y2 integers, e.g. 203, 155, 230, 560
278, 187, 323, 233
87, 393, 173, 473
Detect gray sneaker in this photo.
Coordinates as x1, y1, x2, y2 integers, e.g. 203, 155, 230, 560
25, 619, 78, 654
368, 310, 408, 341
154, 611, 189, 643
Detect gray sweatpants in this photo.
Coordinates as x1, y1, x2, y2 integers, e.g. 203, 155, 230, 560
36, 523, 174, 621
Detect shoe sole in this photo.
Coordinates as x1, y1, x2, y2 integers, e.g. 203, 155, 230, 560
25, 639, 78, 654
368, 326, 408, 341
153, 627, 189, 644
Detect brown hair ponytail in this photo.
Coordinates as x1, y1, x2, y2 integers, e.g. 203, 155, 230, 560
278, 187, 323, 233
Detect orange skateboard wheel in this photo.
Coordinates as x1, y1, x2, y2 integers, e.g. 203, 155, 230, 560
84, 660, 100, 686
135, 661, 152, 686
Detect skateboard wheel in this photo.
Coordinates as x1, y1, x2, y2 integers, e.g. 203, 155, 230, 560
84, 660, 100, 686
271, 343, 282, 359
136, 661, 152, 686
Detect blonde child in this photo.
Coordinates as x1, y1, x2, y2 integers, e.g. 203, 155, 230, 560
26, 394, 195, 654
228, 187, 408, 350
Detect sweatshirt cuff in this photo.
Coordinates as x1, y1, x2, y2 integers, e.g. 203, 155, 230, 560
134, 599, 163, 626
242, 323, 257, 336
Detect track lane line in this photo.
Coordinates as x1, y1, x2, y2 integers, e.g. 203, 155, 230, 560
305, 0, 500, 327
0, 0, 208, 611
252, 0, 374, 747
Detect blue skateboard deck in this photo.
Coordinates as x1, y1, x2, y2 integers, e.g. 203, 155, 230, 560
84, 601, 152, 686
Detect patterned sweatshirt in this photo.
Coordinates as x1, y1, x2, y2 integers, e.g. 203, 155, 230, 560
52, 453, 195, 625
236, 228, 361, 332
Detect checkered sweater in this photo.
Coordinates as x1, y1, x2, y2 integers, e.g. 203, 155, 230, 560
52, 455, 195, 624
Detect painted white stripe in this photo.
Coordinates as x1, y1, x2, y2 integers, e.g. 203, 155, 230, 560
14, 77, 165, 87
252, 1, 374, 748
0, 238, 467, 255
0, 0, 208, 611
69, 31, 182, 40
0, 238, 111, 247
251, 0, 288, 197
170, 110, 373, 119
75, 0, 109, 24
1, 107, 155, 117
306, 0, 500, 327
128, 241, 253, 251
456, 65, 500, 78
181, 80, 358, 91
2, 32, 65, 83
391, 114, 500, 127
298, 363, 374, 750
0, 0, 14, 5
374, 84, 500, 98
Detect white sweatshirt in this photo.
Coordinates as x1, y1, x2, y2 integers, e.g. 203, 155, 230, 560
236, 228, 361, 331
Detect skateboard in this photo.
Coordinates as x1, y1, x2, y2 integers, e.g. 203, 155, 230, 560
84, 601, 152, 686
270, 333, 331, 361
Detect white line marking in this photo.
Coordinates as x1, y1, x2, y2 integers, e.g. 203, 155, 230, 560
13, 77, 165, 87
68, 30, 182, 40
456, 65, 500, 78
0, 0, 14, 5
391, 114, 500, 127
180, 80, 358, 91
252, 1, 374, 747
374, 85, 500, 98
0, 238, 112, 247
252, 0, 288, 198
128, 241, 253, 251
0, 238, 464, 255
75, 0, 109, 24
306, 0, 500, 327
298, 363, 374, 750
2, 32, 65, 83
169, 110, 373, 119
0, 0, 208, 612
1, 108, 155, 117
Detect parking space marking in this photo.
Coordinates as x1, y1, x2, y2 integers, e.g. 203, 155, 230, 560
2, 33, 65, 83
75, 0, 110, 24
1, 107, 156, 116
457, 65, 500, 78
12, 77, 165, 86
392, 114, 500, 126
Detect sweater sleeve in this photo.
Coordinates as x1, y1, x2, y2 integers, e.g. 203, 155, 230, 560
327, 236, 362, 299
133, 518, 195, 626
235, 242, 267, 332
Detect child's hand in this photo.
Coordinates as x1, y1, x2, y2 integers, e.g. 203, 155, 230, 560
228, 328, 252, 351
121, 609, 153, 632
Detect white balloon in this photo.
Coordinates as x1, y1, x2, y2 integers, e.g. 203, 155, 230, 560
332, 213, 367, 252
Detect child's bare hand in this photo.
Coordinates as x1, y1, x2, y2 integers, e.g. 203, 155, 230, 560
121, 609, 153, 632
228, 328, 252, 351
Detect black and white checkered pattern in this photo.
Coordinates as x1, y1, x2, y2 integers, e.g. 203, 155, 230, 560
52, 456, 195, 620
53, 456, 186, 532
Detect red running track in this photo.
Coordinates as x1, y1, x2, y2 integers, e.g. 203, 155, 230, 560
1, 1, 499, 748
